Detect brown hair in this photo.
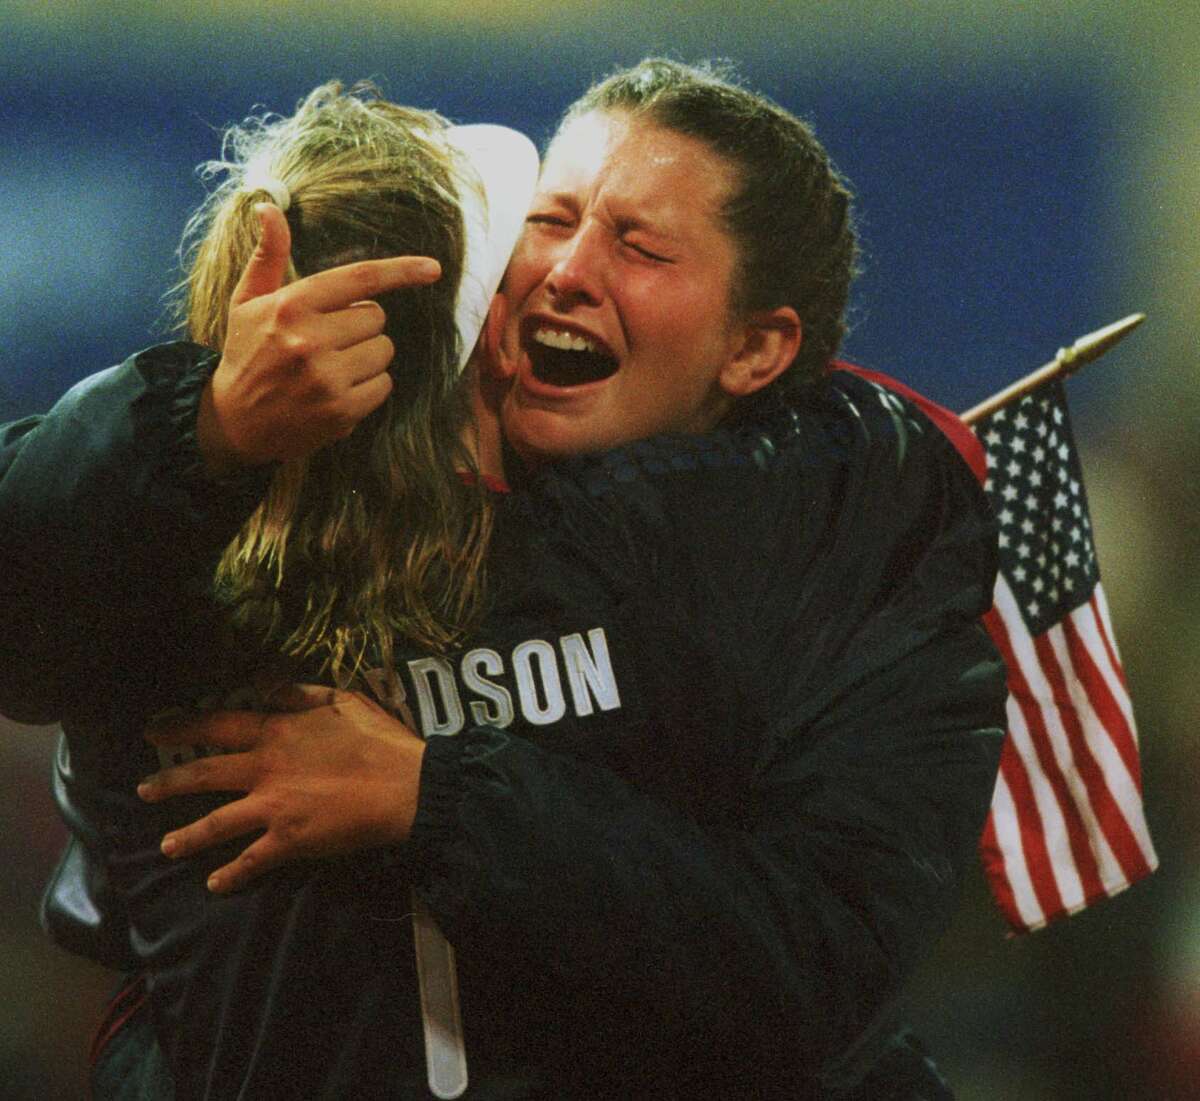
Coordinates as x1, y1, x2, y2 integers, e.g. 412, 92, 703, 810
174, 82, 491, 683
560, 58, 858, 397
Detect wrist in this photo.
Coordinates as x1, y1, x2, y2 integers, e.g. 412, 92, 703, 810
196, 375, 246, 478
387, 736, 427, 845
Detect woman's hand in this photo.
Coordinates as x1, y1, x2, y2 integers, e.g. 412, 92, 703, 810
138, 685, 426, 894
198, 203, 442, 474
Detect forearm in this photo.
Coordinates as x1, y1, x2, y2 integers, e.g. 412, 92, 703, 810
407, 626, 1004, 1072
0, 343, 267, 720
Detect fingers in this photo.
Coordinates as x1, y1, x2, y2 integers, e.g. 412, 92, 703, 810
297, 255, 441, 314
265, 683, 343, 713
147, 709, 267, 752
331, 332, 396, 388
206, 837, 287, 894
321, 300, 389, 353
159, 798, 263, 860
231, 203, 293, 307
211, 242, 437, 467
159, 804, 285, 894
138, 751, 257, 802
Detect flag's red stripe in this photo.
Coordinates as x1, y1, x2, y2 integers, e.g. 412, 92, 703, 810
1091, 591, 1129, 691
1032, 630, 1151, 889
983, 607, 1067, 922
998, 718, 1064, 922
991, 606, 1105, 904
980, 807, 1030, 933
1063, 607, 1142, 789
1009, 630, 1104, 903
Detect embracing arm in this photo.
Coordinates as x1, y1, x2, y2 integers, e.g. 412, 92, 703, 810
0, 208, 440, 724
402, 617, 1004, 1079
139, 616, 1003, 1082
0, 343, 255, 723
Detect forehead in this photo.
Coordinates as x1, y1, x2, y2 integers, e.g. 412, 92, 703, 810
540, 111, 735, 227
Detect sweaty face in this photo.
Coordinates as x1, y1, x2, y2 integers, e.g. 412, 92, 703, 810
493, 111, 747, 462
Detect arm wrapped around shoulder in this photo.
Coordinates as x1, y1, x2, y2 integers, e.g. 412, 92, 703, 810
0, 343, 267, 723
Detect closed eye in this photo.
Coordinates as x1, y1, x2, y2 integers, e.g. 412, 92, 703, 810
526, 213, 572, 228
625, 240, 671, 263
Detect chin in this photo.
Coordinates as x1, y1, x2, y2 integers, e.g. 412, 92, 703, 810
502, 409, 613, 465
501, 413, 565, 464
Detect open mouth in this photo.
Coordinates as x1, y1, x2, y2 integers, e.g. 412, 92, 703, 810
526, 325, 619, 387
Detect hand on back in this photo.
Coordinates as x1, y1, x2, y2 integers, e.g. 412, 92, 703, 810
139, 685, 426, 893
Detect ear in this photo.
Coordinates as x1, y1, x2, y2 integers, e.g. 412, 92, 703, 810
718, 307, 802, 398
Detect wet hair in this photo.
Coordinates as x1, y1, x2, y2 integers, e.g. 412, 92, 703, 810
560, 58, 858, 398
173, 81, 491, 682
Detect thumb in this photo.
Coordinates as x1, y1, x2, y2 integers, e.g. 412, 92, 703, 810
230, 202, 292, 307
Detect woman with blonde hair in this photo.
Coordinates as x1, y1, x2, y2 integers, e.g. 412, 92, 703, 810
5, 80, 539, 1097
182, 81, 543, 682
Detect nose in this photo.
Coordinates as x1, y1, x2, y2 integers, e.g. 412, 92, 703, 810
544, 221, 605, 309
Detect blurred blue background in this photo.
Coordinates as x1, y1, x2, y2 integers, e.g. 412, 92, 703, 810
3, 3, 1197, 1098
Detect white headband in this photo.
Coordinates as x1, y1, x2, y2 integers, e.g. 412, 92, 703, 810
444, 124, 539, 373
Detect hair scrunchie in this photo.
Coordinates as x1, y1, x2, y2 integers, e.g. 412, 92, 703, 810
241, 166, 291, 211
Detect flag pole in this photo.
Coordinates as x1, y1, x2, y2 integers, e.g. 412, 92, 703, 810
960, 313, 1145, 426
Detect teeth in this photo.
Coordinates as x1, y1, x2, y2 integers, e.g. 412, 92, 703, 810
533, 327, 598, 353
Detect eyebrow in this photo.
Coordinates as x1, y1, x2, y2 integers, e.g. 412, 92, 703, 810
531, 188, 577, 208
612, 214, 680, 244
532, 190, 687, 245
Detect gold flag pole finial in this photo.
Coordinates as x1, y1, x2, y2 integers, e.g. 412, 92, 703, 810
960, 312, 1145, 426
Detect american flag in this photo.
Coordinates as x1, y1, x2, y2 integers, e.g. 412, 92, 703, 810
974, 379, 1157, 932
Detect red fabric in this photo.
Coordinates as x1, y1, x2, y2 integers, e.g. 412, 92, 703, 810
458, 469, 511, 494
831, 361, 987, 484
88, 974, 148, 1072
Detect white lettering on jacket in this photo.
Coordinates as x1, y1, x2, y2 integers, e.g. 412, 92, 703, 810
372, 626, 622, 736
154, 627, 622, 771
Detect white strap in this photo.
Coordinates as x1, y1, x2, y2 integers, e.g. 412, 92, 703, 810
444, 124, 539, 373
412, 890, 469, 1099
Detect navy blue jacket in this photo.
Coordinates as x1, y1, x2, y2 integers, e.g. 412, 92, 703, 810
0, 343, 1005, 1099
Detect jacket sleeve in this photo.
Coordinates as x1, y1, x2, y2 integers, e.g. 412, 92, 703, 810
0, 342, 267, 723
404, 383, 1007, 1082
